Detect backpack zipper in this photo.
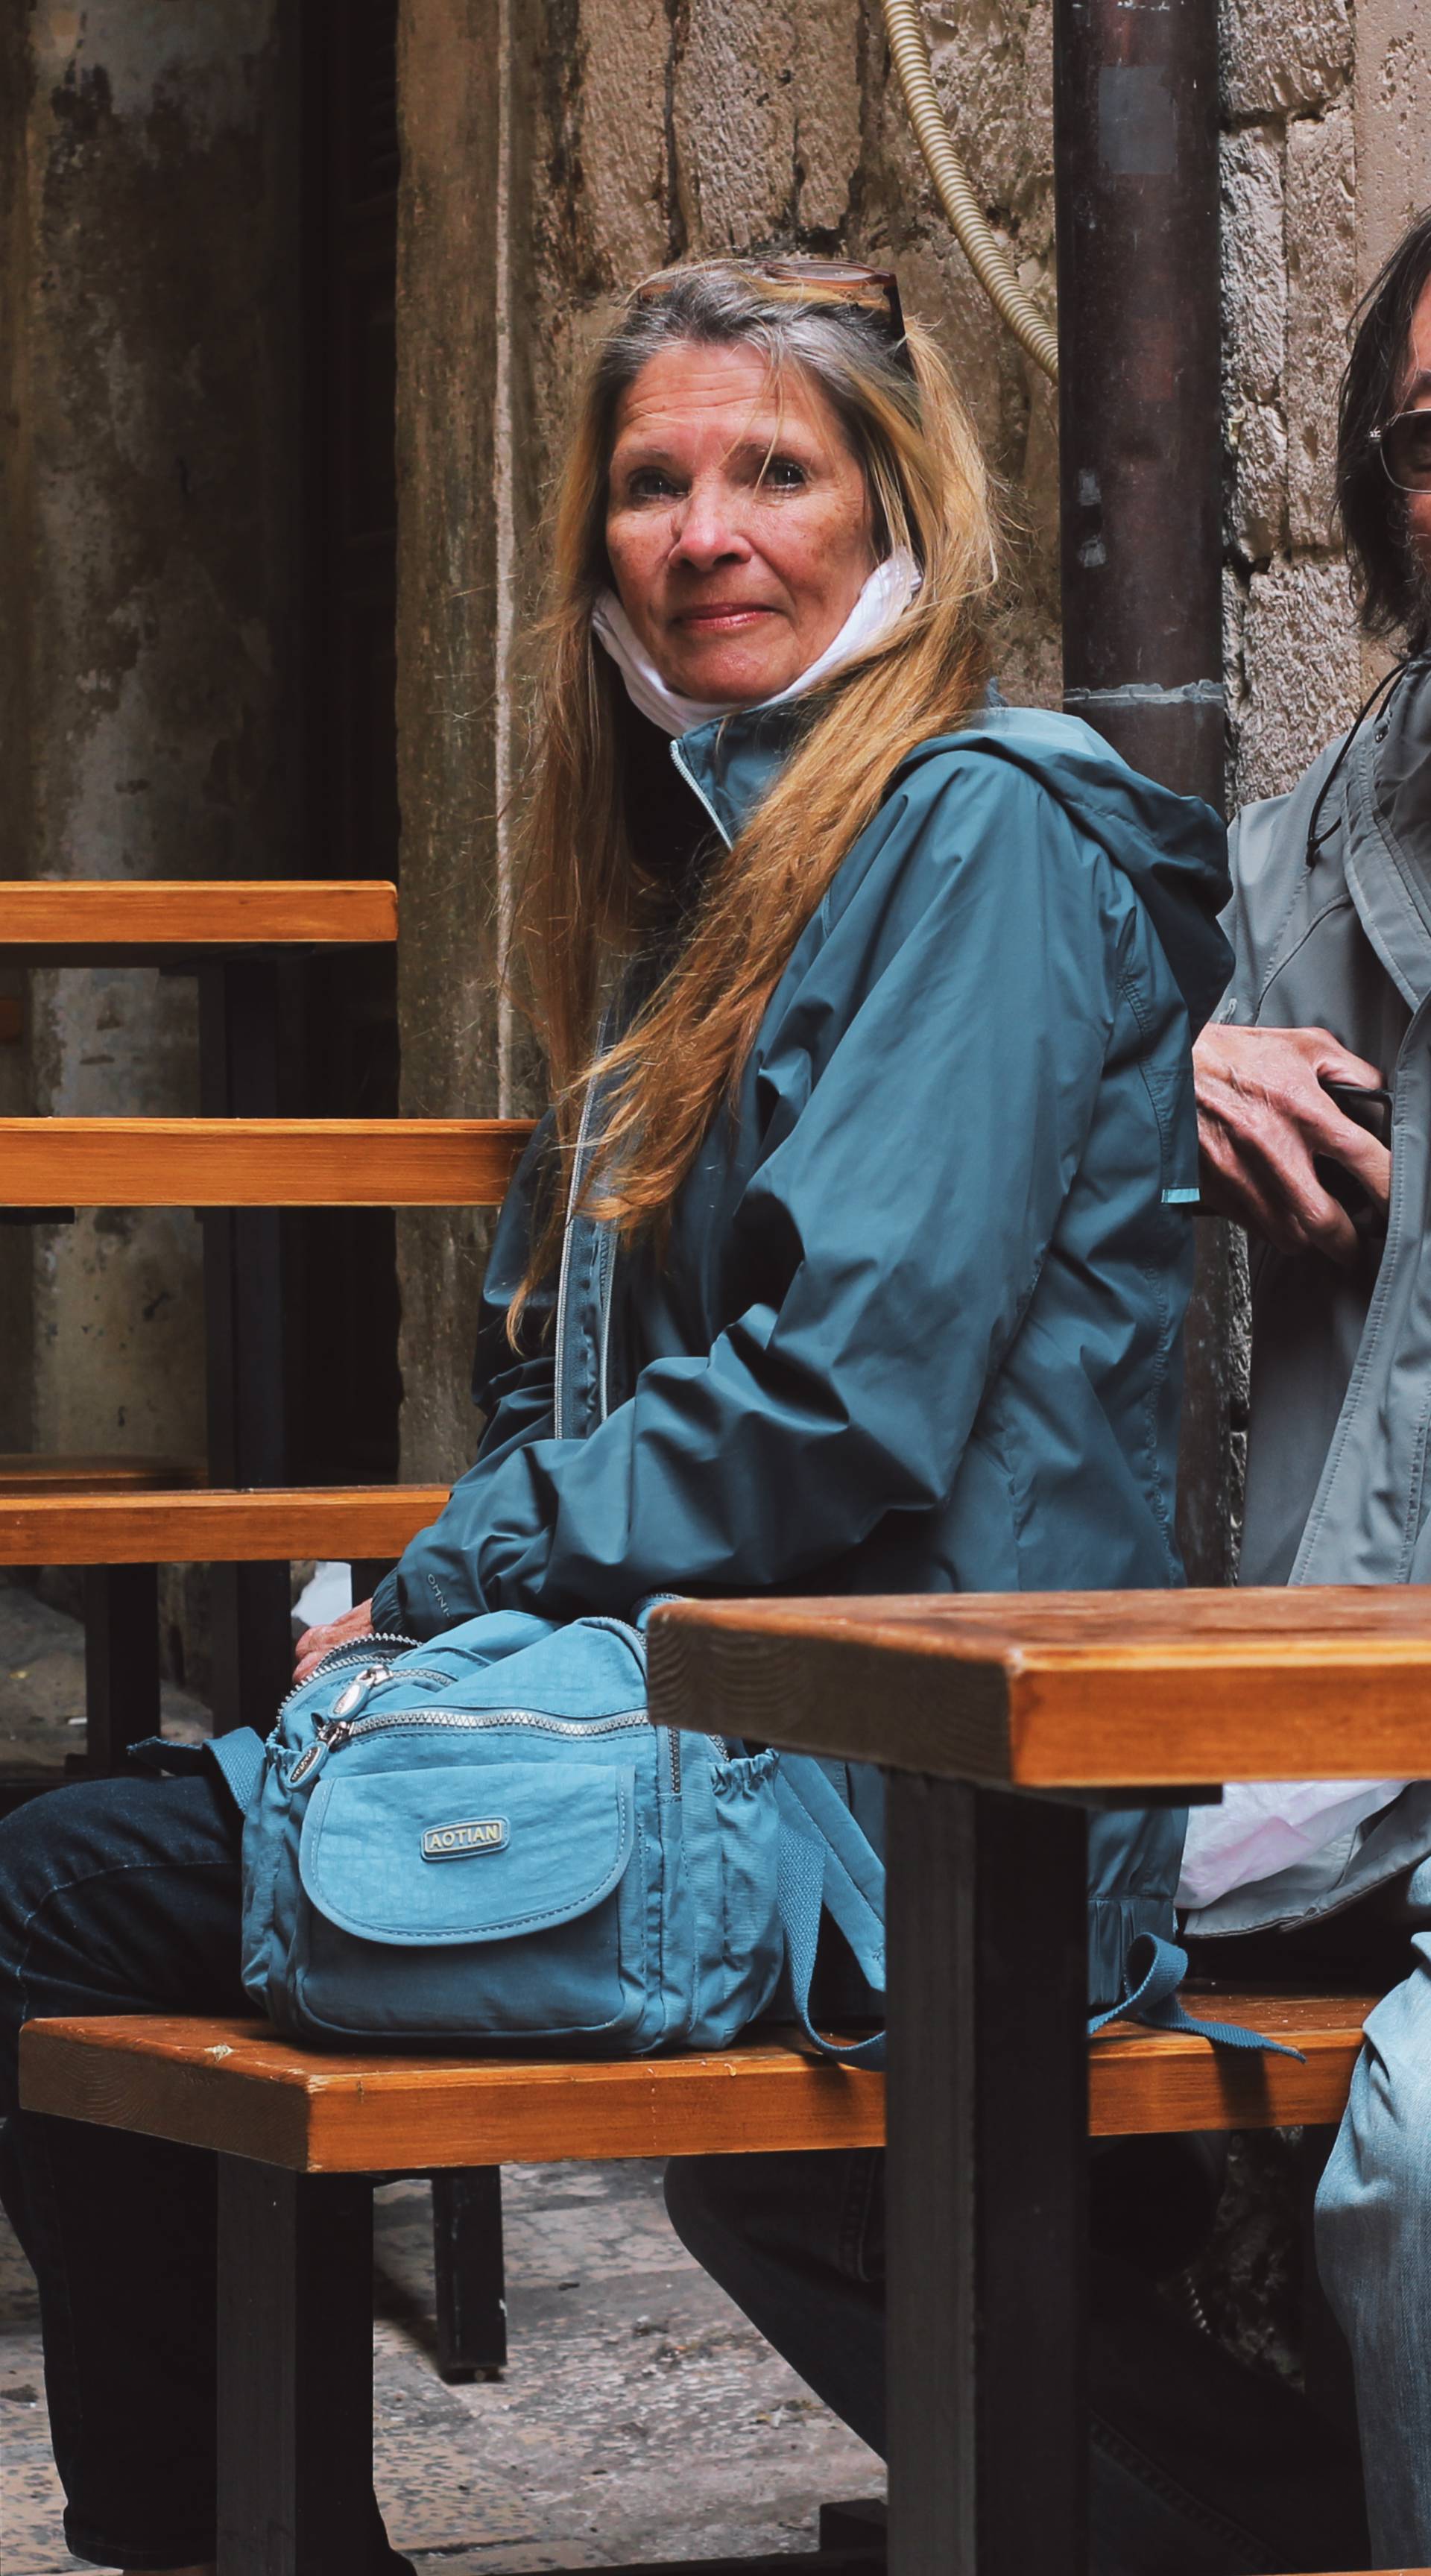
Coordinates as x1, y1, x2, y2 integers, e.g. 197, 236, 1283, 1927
275, 1632, 426, 1727
288, 1702, 717, 1792
288, 1703, 651, 1786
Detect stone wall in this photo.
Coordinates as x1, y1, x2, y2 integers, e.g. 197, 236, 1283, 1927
0, 4, 300, 1494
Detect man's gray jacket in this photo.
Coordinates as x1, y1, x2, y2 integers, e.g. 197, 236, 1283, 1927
1188, 655, 1431, 1939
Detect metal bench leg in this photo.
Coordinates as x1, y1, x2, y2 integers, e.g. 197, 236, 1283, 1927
200, 956, 299, 1740
431, 2164, 507, 2380
885, 1775, 1089, 2576
80, 1563, 161, 1774
217, 2159, 374, 2576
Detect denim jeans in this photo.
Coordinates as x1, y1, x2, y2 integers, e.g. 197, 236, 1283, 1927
664, 2144, 1371, 2575
1314, 1871, 1431, 2566
0, 1767, 405, 2572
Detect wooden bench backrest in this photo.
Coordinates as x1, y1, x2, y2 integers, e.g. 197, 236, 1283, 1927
0, 1117, 534, 1207
0, 880, 397, 946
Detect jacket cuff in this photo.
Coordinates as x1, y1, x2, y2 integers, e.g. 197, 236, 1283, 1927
368, 1568, 405, 1633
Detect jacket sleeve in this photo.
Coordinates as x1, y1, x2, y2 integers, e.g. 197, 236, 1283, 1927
369, 1114, 560, 1632
376, 764, 1131, 1633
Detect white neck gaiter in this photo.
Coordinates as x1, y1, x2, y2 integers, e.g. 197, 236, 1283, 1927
592, 549, 920, 739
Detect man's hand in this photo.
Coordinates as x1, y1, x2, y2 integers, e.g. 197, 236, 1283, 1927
1194, 1023, 1391, 1266
293, 1597, 376, 1685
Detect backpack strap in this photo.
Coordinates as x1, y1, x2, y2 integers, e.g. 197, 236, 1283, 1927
124, 1726, 268, 1815
1089, 1931, 1304, 2059
774, 1757, 885, 1989
774, 1756, 887, 2070
777, 1817, 886, 2069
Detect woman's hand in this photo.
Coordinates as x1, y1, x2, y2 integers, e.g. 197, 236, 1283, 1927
1194, 1023, 1391, 1266
292, 1597, 375, 1685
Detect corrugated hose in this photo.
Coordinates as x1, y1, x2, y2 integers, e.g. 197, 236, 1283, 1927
881, 0, 1059, 383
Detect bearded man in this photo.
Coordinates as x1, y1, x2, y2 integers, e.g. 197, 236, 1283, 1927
1190, 206, 1431, 2564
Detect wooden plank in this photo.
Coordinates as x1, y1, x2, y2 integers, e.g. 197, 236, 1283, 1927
0, 1117, 533, 1207
0, 1484, 449, 1565
0, 1453, 205, 1494
19, 2017, 888, 2171
648, 1588, 1431, 1787
0, 880, 397, 948
1089, 1989, 1374, 2137
18, 1992, 1374, 2171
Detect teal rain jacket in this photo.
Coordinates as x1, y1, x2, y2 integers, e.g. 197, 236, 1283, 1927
373, 701, 1232, 2004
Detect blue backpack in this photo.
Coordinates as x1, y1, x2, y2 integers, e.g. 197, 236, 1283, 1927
203, 1605, 886, 2060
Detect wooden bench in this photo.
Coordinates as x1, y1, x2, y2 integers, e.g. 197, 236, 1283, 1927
15, 1985, 1381, 2576
0, 880, 531, 2382
0, 1455, 207, 1809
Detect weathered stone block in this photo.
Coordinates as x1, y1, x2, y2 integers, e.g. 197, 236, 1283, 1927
672, 0, 798, 249
926, 0, 1042, 225
1286, 104, 1355, 550
1221, 0, 1353, 120
1356, 15, 1431, 291
794, 0, 861, 236
1222, 128, 1286, 411
1235, 554, 1362, 805
581, 0, 669, 280
1228, 399, 1289, 563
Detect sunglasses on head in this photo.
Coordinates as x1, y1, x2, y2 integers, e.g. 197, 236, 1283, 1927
1371, 407, 1431, 493
636, 257, 914, 376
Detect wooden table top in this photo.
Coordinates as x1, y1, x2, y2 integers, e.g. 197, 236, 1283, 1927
648, 1588, 1431, 1787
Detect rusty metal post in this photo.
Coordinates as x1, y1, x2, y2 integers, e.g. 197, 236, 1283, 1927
1055, 0, 1222, 802
1055, 0, 1233, 1580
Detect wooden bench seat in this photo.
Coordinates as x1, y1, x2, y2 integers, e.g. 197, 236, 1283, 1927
19, 1988, 1378, 2166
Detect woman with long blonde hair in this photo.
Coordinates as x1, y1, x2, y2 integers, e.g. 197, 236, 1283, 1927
0, 260, 1249, 2574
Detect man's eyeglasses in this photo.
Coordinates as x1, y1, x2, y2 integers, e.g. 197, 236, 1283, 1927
1371, 408, 1431, 494
636, 257, 912, 375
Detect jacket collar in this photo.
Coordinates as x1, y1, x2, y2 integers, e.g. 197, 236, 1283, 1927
668, 701, 807, 849
1345, 660, 1431, 1011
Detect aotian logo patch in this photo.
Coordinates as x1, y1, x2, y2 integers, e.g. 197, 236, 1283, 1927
420, 1816, 511, 1861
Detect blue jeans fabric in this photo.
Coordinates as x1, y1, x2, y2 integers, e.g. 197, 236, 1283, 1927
0, 1768, 406, 2572
1315, 1878, 1431, 2566
663, 2145, 1371, 2576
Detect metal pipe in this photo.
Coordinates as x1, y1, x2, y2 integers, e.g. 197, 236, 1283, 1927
882, 0, 1059, 383
1054, 0, 1222, 811
1053, 0, 1230, 1582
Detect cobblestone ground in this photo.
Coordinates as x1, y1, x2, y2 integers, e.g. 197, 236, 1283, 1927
0, 1580, 882, 2572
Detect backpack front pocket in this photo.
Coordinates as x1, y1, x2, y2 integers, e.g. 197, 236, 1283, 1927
289, 1758, 648, 2042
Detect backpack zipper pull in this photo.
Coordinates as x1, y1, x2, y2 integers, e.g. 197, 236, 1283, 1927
329, 1661, 392, 1723
288, 1712, 356, 1787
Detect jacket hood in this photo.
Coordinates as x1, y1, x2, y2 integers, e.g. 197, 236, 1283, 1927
895, 707, 1233, 1036
675, 698, 1233, 1038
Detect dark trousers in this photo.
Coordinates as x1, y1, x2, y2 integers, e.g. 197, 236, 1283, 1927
664, 2142, 1372, 2575
0, 1768, 404, 2572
